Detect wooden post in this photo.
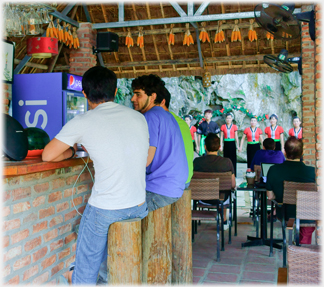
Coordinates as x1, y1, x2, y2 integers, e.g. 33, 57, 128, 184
142, 205, 172, 284
171, 189, 193, 283
108, 218, 142, 284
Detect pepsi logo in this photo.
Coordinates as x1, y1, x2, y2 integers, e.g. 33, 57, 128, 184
69, 75, 74, 86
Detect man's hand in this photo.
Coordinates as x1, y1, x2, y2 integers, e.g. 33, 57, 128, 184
42, 139, 75, 162
267, 190, 275, 200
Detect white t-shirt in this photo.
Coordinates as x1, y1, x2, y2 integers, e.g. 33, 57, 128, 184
55, 101, 149, 210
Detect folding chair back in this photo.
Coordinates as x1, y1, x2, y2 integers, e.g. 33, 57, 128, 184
190, 177, 219, 201
296, 190, 320, 221
283, 181, 317, 205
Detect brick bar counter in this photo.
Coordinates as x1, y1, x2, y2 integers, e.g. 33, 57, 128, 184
3, 156, 94, 284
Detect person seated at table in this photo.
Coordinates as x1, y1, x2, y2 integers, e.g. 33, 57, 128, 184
250, 138, 285, 171
266, 136, 316, 244
193, 133, 236, 224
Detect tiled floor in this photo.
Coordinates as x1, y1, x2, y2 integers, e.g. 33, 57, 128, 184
192, 163, 284, 285
192, 210, 284, 285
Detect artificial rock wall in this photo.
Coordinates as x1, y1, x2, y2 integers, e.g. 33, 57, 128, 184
116, 71, 302, 161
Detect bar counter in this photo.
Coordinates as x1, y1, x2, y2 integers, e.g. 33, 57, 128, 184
3, 155, 94, 284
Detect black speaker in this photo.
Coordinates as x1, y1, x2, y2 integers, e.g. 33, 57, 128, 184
96, 32, 119, 52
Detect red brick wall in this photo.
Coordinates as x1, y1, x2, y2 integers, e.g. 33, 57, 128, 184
69, 23, 97, 76
3, 164, 94, 284
3, 83, 11, 114
314, 4, 321, 186
301, 4, 316, 167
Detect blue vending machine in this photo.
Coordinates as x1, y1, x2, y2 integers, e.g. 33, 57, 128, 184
12, 72, 87, 140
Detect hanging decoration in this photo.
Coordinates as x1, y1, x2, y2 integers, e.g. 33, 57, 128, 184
214, 21, 225, 43
202, 71, 212, 88
248, 19, 257, 42
231, 20, 241, 42
282, 31, 292, 38
72, 27, 80, 49
125, 28, 134, 48
168, 24, 175, 45
266, 31, 274, 40
137, 27, 144, 48
199, 22, 210, 43
27, 37, 58, 58
183, 23, 194, 46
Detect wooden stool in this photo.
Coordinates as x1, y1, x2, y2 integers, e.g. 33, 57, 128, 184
108, 218, 142, 284
171, 188, 193, 284
142, 204, 172, 284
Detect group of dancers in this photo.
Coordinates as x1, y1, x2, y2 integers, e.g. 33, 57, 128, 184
184, 110, 303, 176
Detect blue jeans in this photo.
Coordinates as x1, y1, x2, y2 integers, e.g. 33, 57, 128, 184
70, 202, 148, 284
146, 190, 180, 212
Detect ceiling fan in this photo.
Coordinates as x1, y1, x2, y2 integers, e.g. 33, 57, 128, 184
264, 49, 302, 75
254, 3, 315, 41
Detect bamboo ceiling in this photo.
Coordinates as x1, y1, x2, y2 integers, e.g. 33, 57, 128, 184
7, 2, 303, 78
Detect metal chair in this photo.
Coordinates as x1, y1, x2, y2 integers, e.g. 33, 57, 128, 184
287, 190, 320, 284
269, 181, 317, 267
190, 177, 221, 261
191, 171, 234, 251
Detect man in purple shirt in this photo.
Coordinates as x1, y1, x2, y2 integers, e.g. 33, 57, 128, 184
250, 138, 285, 171
131, 74, 188, 211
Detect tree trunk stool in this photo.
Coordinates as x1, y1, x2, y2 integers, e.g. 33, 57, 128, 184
108, 218, 142, 284
142, 204, 172, 284
171, 188, 192, 284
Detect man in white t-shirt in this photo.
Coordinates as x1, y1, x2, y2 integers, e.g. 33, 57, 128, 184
42, 66, 149, 284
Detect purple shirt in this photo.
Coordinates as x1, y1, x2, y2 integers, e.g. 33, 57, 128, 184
250, 149, 285, 171
144, 106, 188, 197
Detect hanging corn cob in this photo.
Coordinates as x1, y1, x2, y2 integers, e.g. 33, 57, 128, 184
46, 21, 53, 38
183, 23, 194, 46
266, 31, 274, 40
231, 20, 241, 42
125, 28, 134, 48
248, 19, 257, 42
168, 24, 175, 45
56, 19, 64, 43
137, 27, 144, 48
214, 21, 225, 43
282, 31, 292, 39
67, 25, 74, 49
72, 27, 80, 49
199, 22, 210, 43
50, 15, 58, 39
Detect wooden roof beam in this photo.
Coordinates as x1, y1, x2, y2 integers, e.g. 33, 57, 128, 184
92, 9, 301, 29
194, 2, 210, 16
54, 53, 300, 70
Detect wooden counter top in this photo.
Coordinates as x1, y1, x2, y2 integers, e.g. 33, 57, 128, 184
3, 156, 92, 178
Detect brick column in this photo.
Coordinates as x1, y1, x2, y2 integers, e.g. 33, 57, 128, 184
301, 4, 316, 167
314, 4, 321, 187
69, 23, 97, 76
3, 83, 12, 114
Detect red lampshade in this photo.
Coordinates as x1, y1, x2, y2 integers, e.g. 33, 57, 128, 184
27, 37, 58, 58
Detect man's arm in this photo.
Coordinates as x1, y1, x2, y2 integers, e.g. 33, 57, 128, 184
267, 190, 275, 200
231, 173, 236, 189
146, 146, 157, 167
42, 139, 76, 162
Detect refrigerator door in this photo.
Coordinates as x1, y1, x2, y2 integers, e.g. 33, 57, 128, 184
63, 91, 88, 124
12, 73, 63, 140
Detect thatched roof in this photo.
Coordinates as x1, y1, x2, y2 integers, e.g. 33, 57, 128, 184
7, 2, 303, 78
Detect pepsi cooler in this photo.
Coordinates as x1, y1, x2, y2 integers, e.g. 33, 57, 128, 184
12, 73, 88, 140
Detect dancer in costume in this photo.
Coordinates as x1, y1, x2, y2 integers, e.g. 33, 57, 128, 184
196, 109, 220, 156
288, 116, 302, 139
264, 114, 284, 152
184, 114, 199, 153
220, 112, 239, 176
239, 117, 264, 168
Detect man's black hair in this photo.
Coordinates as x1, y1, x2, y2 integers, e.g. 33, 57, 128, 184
155, 86, 171, 108
82, 66, 117, 104
131, 74, 165, 98
205, 133, 220, 152
263, 138, 275, 150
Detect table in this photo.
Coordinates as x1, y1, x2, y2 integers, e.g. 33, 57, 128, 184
237, 184, 283, 249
